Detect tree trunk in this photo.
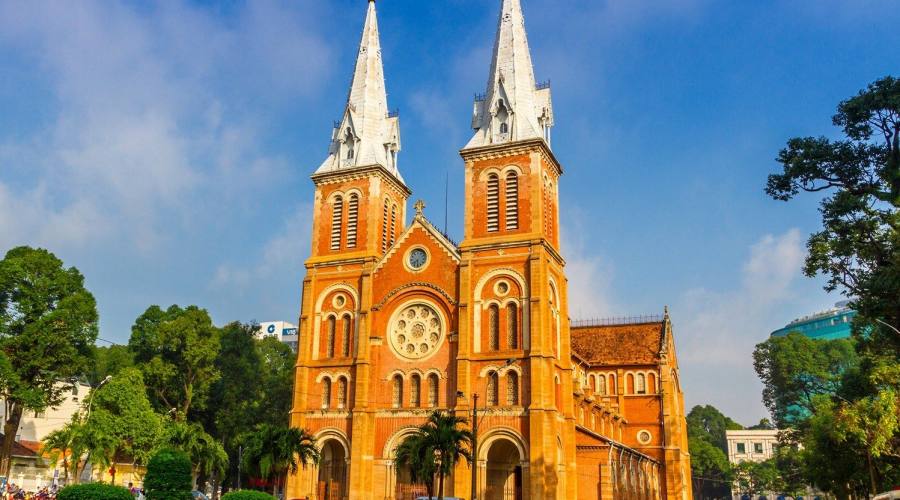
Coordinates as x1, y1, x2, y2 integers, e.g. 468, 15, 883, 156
866, 451, 878, 496
438, 472, 444, 500
0, 404, 23, 478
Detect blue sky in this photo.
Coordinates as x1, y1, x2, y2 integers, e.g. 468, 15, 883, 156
1, 0, 898, 423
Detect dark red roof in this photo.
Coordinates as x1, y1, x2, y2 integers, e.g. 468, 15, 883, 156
571, 322, 664, 366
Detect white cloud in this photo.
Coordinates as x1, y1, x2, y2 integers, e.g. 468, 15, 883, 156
674, 229, 807, 422
561, 210, 618, 319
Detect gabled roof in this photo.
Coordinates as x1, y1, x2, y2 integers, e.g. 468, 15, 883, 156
571, 321, 666, 366
375, 203, 460, 272
316, 1, 403, 184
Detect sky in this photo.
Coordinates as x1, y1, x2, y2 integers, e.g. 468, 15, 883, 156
1, 0, 899, 424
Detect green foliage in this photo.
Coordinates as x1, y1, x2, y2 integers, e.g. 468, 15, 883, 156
57, 483, 133, 500
87, 345, 134, 386
241, 424, 319, 494
686, 404, 743, 452
144, 447, 193, 500
255, 336, 294, 427
753, 332, 858, 426
688, 437, 732, 498
734, 459, 781, 497
394, 410, 474, 500
221, 491, 277, 500
163, 419, 228, 477
0, 246, 98, 474
764, 75, 900, 496
129, 305, 221, 418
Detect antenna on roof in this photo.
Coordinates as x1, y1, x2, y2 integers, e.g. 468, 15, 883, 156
444, 170, 449, 235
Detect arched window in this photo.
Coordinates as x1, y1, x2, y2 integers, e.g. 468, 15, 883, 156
554, 375, 562, 409
389, 204, 397, 246
597, 374, 607, 396
506, 302, 518, 349
392, 375, 403, 408
330, 196, 343, 250
505, 172, 518, 230
500, 122, 509, 134
381, 200, 389, 253
410, 374, 421, 408
488, 304, 500, 351
497, 100, 510, 137
506, 372, 519, 406
337, 377, 347, 409
322, 378, 331, 409
636, 373, 647, 395
347, 194, 359, 248
341, 315, 352, 358
486, 371, 499, 406
428, 374, 439, 407
486, 173, 500, 232
326, 317, 336, 358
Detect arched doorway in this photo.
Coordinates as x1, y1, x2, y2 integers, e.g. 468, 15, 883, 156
317, 440, 347, 500
484, 439, 523, 500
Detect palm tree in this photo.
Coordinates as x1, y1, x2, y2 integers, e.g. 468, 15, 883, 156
394, 411, 473, 500
394, 432, 436, 499
41, 428, 75, 484
241, 424, 320, 495
166, 420, 229, 485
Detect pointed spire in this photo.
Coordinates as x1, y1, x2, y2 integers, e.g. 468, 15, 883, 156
465, 0, 554, 150
316, 0, 403, 183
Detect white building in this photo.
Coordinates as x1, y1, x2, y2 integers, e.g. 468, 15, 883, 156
726, 429, 779, 464
257, 321, 299, 352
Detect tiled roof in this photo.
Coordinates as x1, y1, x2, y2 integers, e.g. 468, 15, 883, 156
571, 322, 664, 366
0, 436, 41, 458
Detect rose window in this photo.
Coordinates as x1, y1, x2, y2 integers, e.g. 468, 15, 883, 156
390, 303, 444, 360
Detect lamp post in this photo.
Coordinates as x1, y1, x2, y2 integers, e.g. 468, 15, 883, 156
84, 375, 112, 422
470, 393, 480, 500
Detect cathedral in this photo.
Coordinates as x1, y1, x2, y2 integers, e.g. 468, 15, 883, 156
287, 1, 693, 499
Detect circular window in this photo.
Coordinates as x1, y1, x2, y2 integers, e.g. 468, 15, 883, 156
389, 302, 445, 360
637, 430, 652, 445
408, 248, 428, 270
494, 280, 511, 297
332, 294, 347, 309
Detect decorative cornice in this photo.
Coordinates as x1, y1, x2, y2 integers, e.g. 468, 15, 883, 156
371, 282, 458, 311
460, 138, 562, 176
311, 164, 412, 196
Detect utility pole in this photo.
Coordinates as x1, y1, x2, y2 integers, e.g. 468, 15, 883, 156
471, 393, 479, 500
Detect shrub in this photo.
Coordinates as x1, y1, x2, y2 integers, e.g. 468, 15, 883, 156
144, 447, 193, 500
57, 483, 133, 500
222, 491, 277, 500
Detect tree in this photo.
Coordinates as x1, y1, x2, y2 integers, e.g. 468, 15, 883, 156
765, 75, 900, 358
41, 427, 76, 483
164, 420, 229, 483
86, 345, 134, 386
686, 405, 743, 452
733, 460, 779, 498
129, 305, 221, 419
394, 411, 473, 500
255, 336, 294, 428
144, 447, 193, 500
240, 425, 319, 496
0, 246, 99, 477
753, 332, 858, 427
688, 437, 732, 499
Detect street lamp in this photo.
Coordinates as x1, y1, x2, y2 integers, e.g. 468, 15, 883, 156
84, 375, 112, 422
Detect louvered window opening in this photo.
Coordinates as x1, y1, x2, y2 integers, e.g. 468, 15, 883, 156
487, 372, 499, 406
392, 376, 403, 408
486, 174, 500, 232
505, 172, 518, 230
389, 205, 397, 246
330, 197, 343, 250
428, 375, 439, 407
410, 375, 421, 407
342, 316, 351, 357
507, 372, 519, 405
488, 305, 500, 351
507, 303, 518, 349
322, 379, 331, 409
326, 317, 336, 358
347, 194, 359, 248
337, 378, 347, 409
381, 201, 389, 253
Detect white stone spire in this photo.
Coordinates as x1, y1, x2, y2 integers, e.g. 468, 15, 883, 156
464, 0, 554, 150
317, 0, 403, 183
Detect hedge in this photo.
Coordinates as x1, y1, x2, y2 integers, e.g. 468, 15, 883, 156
144, 447, 193, 500
57, 483, 133, 500
222, 491, 277, 500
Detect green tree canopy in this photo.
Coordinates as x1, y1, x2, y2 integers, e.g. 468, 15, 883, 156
129, 305, 221, 419
686, 404, 743, 452
0, 246, 98, 476
240, 424, 319, 496
86, 344, 134, 386
688, 437, 732, 499
255, 336, 294, 427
